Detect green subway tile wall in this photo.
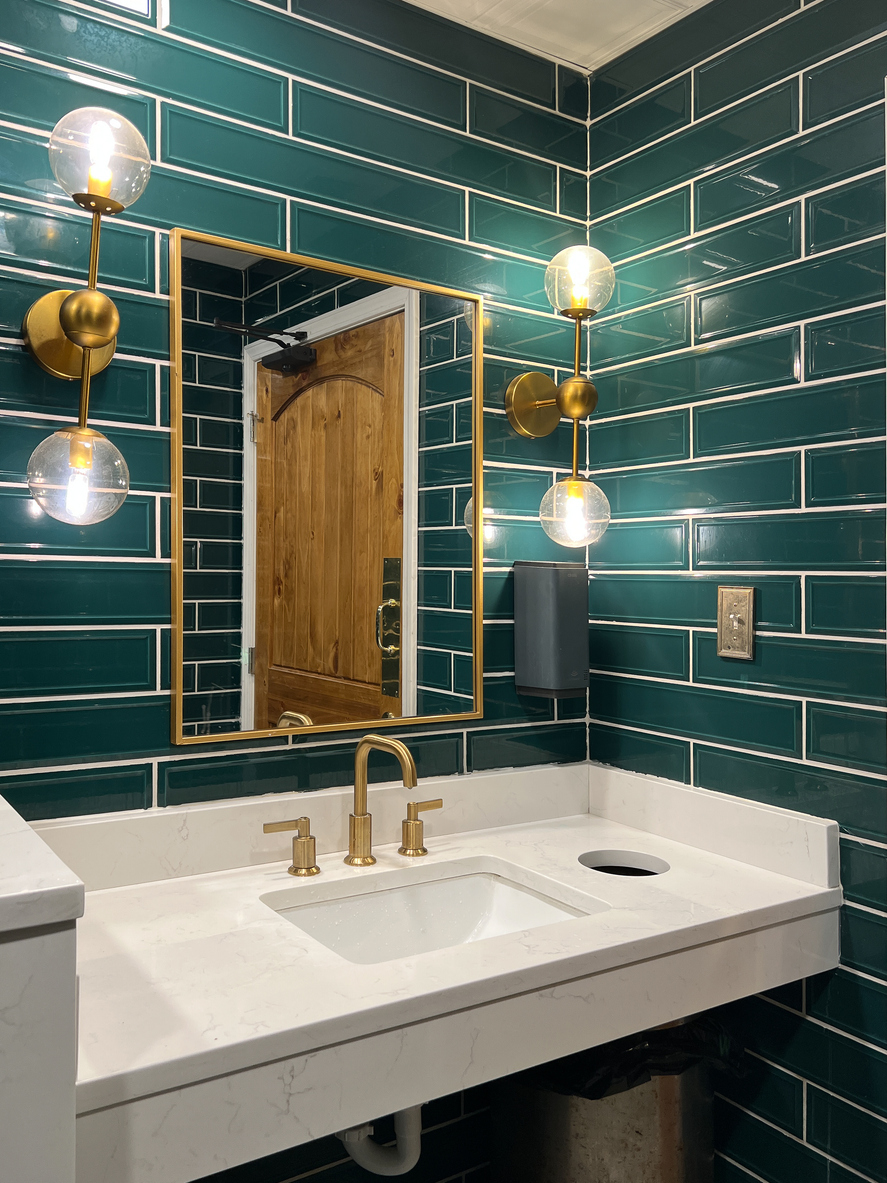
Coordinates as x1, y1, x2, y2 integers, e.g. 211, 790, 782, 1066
589, 6, 886, 1183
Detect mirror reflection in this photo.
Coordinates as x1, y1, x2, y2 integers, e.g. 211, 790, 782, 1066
172, 234, 482, 741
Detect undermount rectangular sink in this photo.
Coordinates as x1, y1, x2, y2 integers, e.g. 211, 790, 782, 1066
264, 865, 588, 964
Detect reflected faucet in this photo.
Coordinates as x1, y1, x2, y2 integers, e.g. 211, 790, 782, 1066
346, 734, 417, 866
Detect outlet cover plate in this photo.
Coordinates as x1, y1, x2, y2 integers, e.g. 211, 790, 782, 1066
717, 586, 755, 660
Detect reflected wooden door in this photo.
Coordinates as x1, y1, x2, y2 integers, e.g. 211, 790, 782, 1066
254, 313, 404, 727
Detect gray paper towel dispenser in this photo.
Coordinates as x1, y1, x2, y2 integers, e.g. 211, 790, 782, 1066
513, 561, 589, 698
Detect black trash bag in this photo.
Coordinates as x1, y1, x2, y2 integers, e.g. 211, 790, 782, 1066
521, 1017, 748, 1101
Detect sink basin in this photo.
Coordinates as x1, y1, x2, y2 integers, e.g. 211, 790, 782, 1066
264, 865, 588, 964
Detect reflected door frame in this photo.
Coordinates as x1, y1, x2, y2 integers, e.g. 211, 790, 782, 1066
240, 287, 421, 730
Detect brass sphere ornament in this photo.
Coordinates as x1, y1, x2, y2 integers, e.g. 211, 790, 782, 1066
59, 287, 120, 350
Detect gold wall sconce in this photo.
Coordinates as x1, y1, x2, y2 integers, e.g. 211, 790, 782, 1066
22, 107, 151, 525
506, 246, 615, 548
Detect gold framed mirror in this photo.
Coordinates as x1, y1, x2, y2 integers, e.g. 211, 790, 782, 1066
169, 230, 483, 745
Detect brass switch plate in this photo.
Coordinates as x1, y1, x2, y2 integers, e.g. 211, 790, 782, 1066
717, 587, 755, 660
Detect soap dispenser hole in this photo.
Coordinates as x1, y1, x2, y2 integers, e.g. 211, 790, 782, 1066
578, 849, 669, 876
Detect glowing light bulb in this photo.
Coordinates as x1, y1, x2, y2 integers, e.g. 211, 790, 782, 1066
564, 488, 589, 542
87, 119, 115, 196
539, 478, 610, 548
567, 248, 591, 309
65, 468, 90, 520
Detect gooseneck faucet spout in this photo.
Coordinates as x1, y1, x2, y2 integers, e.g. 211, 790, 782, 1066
346, 734, 417, 866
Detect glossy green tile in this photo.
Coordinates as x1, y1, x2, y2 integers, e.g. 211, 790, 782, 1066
485, 412, 573, 469
4, 0, 286, 130
418, 649, 451, 691
468, 722, 585, 772
591, 299, 689, 366
182, 689, 239, 725
418, 609, 472, 653
419, 570, 452, 609
182, 631, 240, 662
470, 196, 584, 260
162, 733, 460, 805
0, 420, 169, 493
589, 574, 800, 631
841, 840, 887, 912
807, 576, 886, 638
694, 510, 885, 570
589, 82, 798, 217
696, 108, 884, 229
558, 66, 588, 121
808, 968, 887, 1049
807, 442, 886, 506
486, 308, 574, 366
183, 445, 241, 481
590, 624, 689, 679
589, 674, 801, 754
418, 527, 472, 569
0, 348, 156, 425
195, 661, 240, 694
588, 409, 689, 470
714, 1101, 828, 1183
0, 55, 153, 143
694, 377, 886, 455
808, 702, 887, 773
183, 510, 241, 542
694, 634, 886, 704
0, 630, 155, 697
0, 199, 153, 290
483, 571, 513, 620
694, 745, 887, 841
0, 764, 151, 821
595, 329, 799, 417
560, 170, 587, 220
482, 623, 514, 674
589, 190, 690, 264
806, 308, 886, 379
419, 443, 472, 486
164, 107, 463, 237
596, 454, 800, 518
0, 488, 155, 557
481, 520, 567, 565
422, 360, 472, 408
696, 0, 887, 117
294, 207, 546, 311
590, 77, 690, 168
589, 0, 798, 115
483, 469, 551, 515
807, 175, 886, 255
292, 0, 556, 108
715, 1057, 803, 1137
167, 0, 464, 126
805, 35, 887, 126
184, 571, 242, 602
587, 521, 689, 569
0, 561, 169, 625
612, 207, 800, 313
697, 243, 885, 342
808, 1084, 887, 1181
421, 324, 456, 368
471, 89, 585, 169
0, 273, 167, 360
724, 995, 887, 1123
0, 696, 172, 769
296, 86, 555, 209
588, 723, 690, 782
477, 677, 552, 723
419, 488, 452, 528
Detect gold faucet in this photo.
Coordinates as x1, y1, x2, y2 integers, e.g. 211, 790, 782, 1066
346, 734, 417, 866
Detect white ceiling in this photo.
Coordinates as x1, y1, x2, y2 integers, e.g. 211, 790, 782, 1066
403, 0, 712, 73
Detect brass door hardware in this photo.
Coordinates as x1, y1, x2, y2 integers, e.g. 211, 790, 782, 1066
399, 798, 443, 857
276, 711, 314, 728
263, 816, 320, 876
376, 557, 402, 699
375, 600, 400, 655
717, 587, 755, 660
346, 734, 417, 866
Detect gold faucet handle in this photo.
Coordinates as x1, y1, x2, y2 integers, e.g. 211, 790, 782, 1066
263, 817, 320, 877
400, 799, 443, 857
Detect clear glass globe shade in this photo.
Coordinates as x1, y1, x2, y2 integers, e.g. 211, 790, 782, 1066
48, 107, 151, 207
539, 478, 610, 548
27, 429, 130, 525
544, 246, 615, 315
463, 496, 503, 546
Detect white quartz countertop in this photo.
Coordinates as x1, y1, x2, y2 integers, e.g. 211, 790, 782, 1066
0, 795, 83, 933
75, 810, 840, 1113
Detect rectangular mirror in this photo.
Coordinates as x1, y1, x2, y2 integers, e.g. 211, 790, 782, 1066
169, 230, 483, 744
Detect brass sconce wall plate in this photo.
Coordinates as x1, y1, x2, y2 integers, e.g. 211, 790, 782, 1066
22, 290, 116, 380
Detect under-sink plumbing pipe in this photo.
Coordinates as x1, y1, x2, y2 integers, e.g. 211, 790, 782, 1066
336, 1106, 422, 1176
